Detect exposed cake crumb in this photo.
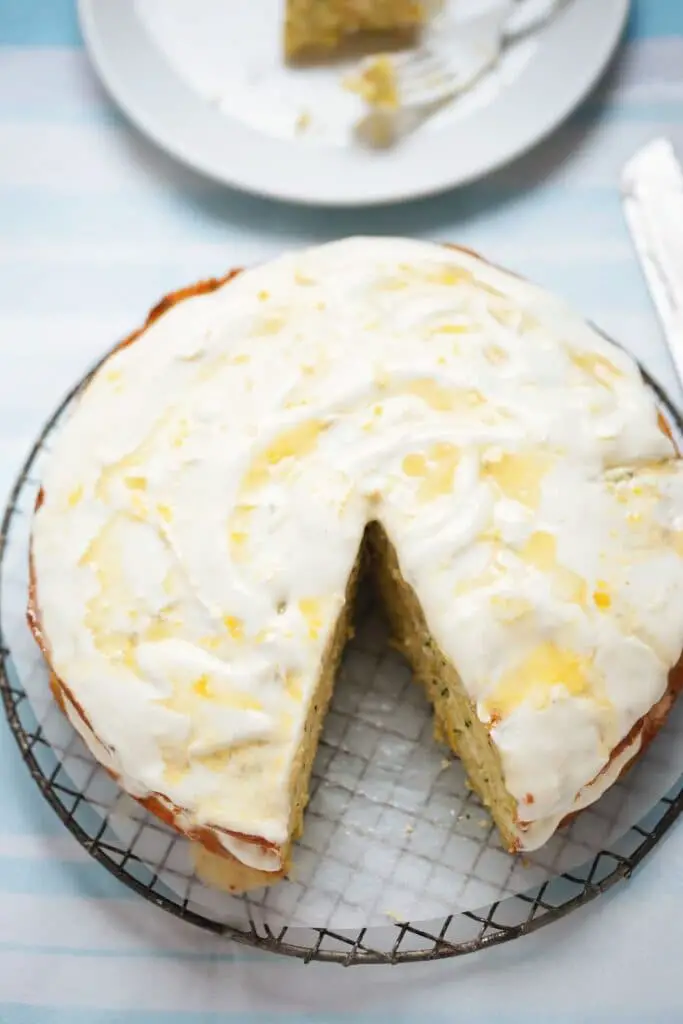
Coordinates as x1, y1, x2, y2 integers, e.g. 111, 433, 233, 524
295, 109, 313, 134
344, 56, 400, 110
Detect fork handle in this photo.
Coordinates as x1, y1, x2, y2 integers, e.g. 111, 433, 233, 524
503, 0, 569, 41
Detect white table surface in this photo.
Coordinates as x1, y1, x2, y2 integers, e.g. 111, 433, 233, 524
2, 1, 683, 1020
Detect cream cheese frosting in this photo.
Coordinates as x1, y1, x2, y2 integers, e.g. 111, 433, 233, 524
30, 237, 683, 866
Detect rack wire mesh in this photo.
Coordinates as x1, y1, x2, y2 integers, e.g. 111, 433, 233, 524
1, 352, 682, 965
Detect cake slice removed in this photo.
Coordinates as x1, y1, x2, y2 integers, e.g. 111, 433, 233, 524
284, 0, 426, 62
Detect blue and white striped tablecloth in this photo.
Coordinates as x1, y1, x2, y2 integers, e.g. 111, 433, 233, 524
2, 1, 683, 1020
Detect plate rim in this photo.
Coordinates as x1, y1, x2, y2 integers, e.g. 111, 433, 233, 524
77, 0, 631, 208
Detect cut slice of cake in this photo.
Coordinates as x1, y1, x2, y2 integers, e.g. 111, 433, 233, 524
284, 0, 426, 62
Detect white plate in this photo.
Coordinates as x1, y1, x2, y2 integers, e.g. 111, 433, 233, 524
78, 0, 629, 207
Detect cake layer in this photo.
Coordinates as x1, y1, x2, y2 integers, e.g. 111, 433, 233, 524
284, 0, 425, 60
29, 238, 683, 886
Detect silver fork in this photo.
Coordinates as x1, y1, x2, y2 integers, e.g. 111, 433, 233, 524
354, 0, 571, 147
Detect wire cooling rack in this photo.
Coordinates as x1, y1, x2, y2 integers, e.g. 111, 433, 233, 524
1, 352, 683, 966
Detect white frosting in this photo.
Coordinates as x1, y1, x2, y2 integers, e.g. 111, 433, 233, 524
517, 732, 643, 851
31, 237, 683, 865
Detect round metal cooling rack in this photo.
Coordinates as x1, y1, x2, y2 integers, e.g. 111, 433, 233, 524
1, 352, 683, 966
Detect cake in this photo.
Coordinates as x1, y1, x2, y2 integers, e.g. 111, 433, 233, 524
284, 0, 426, 62
344, 56, 400, 111
28, 237, 683, 894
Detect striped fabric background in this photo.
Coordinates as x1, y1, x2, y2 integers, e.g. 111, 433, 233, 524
1, 1, 683, 1020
